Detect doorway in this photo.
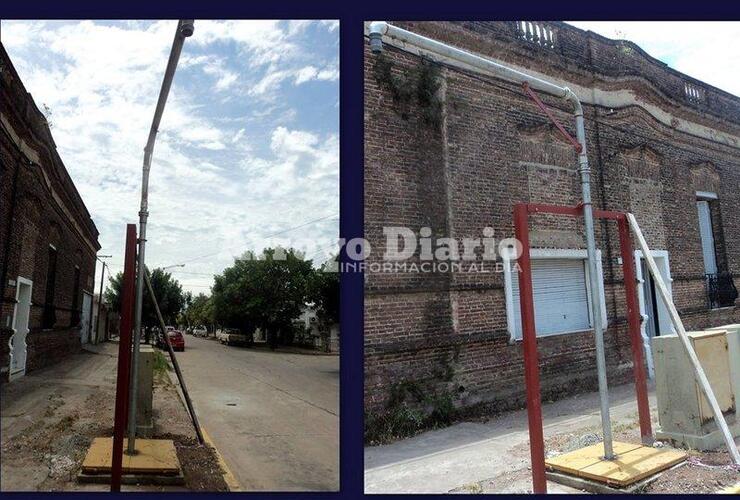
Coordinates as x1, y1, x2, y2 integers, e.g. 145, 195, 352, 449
634, 250, 674, 379
10, 277, 33, 381
80, 292, 93, 344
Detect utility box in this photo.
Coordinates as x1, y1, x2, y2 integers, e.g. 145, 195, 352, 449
136, 344, 155, 437
653, 329, 740, 450
705, 324, 740, 412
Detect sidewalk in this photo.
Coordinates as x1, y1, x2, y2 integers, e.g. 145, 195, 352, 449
1, 342, 225, 491
365, 383, 655, 494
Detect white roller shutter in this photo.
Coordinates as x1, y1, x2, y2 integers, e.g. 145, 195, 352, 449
511, 258, 591, 338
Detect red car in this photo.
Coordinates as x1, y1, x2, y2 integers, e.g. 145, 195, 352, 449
168, 330, 185, 351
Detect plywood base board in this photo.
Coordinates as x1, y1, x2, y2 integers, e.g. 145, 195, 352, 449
545, 441, 687, 488
81, 437, 180, 475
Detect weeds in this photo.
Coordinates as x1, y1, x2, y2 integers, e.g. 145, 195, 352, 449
153, 350, 172, 378
365, 380, 457, 445
372, 54, 443, 128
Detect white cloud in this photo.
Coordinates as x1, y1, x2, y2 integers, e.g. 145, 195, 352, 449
1, 19, 339, 294
566, 21, 740, 96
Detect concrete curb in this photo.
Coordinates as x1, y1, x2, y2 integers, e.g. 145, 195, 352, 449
162, 360, 242, 492
201, 427, 242, 492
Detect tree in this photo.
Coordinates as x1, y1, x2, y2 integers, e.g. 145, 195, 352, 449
104, 267, 186, 331
308, 256, 340, 351
183, 293, 214, 330
212, 247, 314, 349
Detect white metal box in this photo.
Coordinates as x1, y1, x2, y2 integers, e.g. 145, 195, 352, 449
652, 328, 739, 450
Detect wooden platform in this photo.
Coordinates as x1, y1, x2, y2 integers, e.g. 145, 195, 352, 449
545, 441, 687, 488
81, 437, 180, 475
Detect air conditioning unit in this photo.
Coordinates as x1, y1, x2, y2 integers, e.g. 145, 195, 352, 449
652, 325, 740, 450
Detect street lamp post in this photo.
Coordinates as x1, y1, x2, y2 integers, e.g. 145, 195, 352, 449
128, 19, 194, 456
94, 254, 112, 344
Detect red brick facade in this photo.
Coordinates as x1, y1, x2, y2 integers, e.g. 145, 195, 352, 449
364, 22, 740, 416
1, 44, 100, 379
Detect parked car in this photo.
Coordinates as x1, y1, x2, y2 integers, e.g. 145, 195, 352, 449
193, 326, 208, 337
216, 327, 252, 346
168, 329, 185, 351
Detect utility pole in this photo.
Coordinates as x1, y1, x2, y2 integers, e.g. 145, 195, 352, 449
128, 19, 194, 456
94, 254, 112, 344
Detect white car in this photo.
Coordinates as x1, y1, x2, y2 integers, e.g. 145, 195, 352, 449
216, 328, 251, 346
193, 326, 207, 337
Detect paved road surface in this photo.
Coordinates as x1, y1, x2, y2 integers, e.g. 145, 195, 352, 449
175, 335, 339, 491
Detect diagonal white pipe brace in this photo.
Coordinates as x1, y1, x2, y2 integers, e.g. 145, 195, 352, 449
628, 213, 740, 465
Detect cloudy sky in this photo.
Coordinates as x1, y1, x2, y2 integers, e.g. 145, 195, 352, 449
566, 21, 740, 96
1, 20, 339, 295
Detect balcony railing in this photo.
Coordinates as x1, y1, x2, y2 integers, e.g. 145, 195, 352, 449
704, 272, 738, 309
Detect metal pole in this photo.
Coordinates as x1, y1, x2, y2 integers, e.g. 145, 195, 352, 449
94, 256, 110, 344
128, 19, 194, 455
514, 204, 547, 494
571, 105, 614, 459
628, 213, 740, 464
111, 225, 137, 491
617, 217, 653, 444
368, 21, 614, 460
144, 270, 204, 444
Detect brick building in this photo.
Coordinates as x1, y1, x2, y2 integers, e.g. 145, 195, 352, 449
364, 22, 740, 419
1, 44, 101, 381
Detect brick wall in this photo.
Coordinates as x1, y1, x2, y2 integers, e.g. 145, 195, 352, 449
1, 44, 100, 380
364, 22, 740, 416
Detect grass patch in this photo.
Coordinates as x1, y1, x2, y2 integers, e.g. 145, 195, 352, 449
153, 350, 172, 378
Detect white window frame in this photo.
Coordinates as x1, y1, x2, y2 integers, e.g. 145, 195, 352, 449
503, 248, 608, 342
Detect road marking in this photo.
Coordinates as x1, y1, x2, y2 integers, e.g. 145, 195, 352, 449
201, 426, 242, 492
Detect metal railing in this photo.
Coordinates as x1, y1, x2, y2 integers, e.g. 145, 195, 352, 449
705, 271, 738, 309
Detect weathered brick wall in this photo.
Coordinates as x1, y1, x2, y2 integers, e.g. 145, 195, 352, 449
1, 44, 100, 380
364, 22, 740, 416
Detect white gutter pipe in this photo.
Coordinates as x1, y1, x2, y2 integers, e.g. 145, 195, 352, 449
128, 19, 194, 455
368, 21, 615, 459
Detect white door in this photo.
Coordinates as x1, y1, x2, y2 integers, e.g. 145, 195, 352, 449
697, 200, 717, 275
10, 278, 33, 380
80, 292, 93, 344
634, 251, 674, 378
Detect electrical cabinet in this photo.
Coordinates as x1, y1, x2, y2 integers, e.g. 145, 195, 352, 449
653, 327, 739, 450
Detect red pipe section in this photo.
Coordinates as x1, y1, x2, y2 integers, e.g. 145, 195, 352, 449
618, 217, 653, 444
111, 224, 137, 491
514, 203, 547, 494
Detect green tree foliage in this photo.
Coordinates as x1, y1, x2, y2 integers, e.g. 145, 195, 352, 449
212, 247, 314, 348
184, 293, 214, 329
104, 267, 186, 328
310, 256, 340, 321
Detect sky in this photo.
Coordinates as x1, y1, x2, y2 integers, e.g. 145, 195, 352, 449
566, 21, 740, 97
1, 20, 339, 295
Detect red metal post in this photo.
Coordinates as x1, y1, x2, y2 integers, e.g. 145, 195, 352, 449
514, 203, 547, 494
111, 224, 137, 492
617, 217, 653, 444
